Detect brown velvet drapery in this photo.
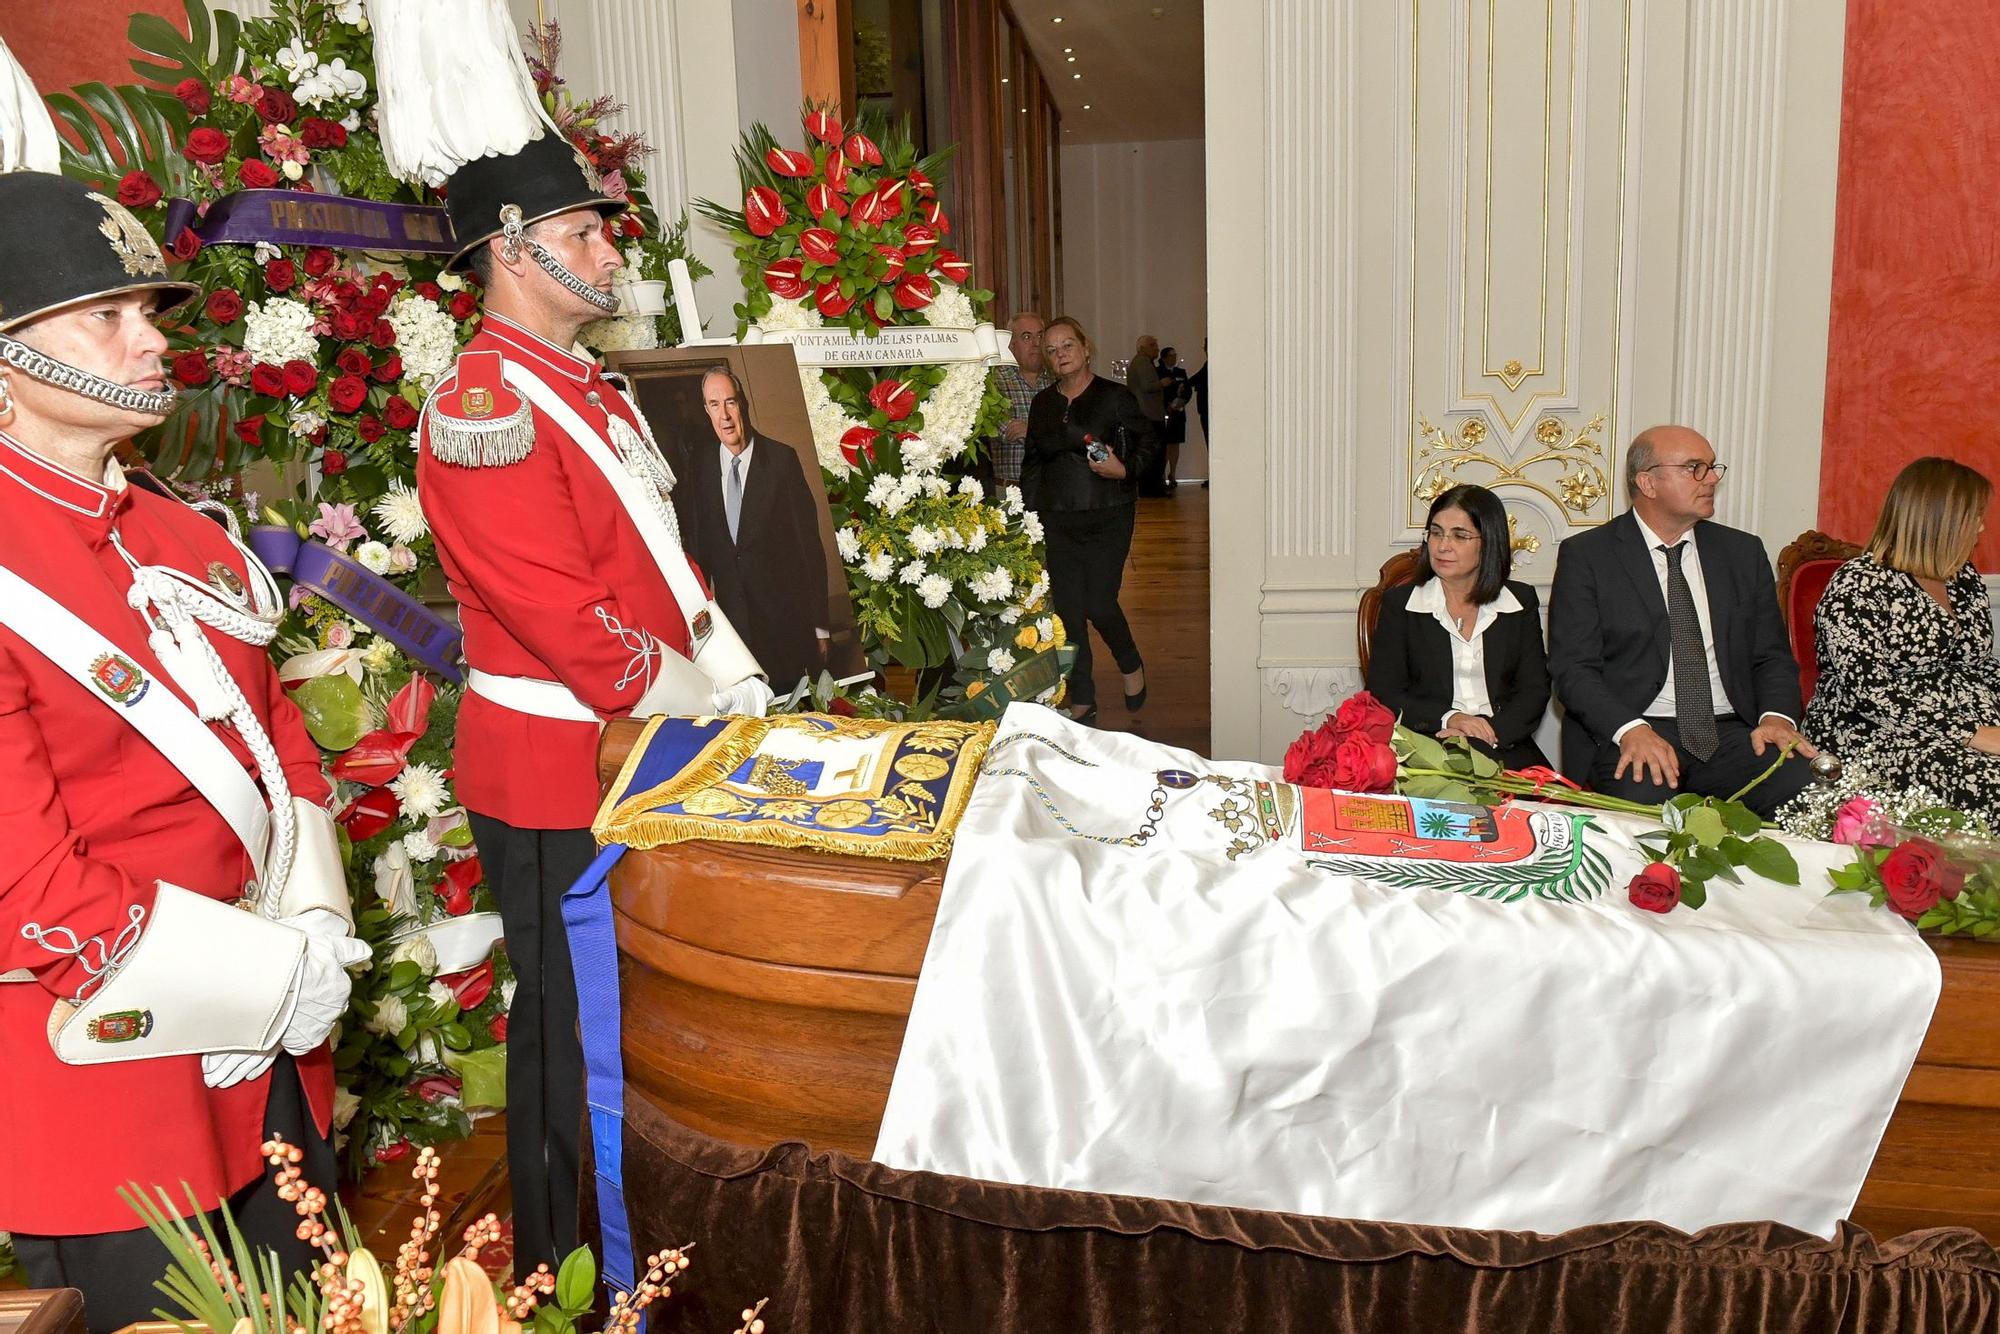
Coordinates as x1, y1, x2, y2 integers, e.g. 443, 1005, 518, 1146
604, 1100, 2000, 1332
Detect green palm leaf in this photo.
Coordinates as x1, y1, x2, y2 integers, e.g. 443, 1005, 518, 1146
128, 0, 245, 89
1309, 814, 1610, 905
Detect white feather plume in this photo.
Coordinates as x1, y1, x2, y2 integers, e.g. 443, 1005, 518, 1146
0, 35, 60, 175
367, 0, 548, 187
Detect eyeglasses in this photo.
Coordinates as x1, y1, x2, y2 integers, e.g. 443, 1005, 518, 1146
1425, 526, 1481, 544
1641, 460, 1729, 481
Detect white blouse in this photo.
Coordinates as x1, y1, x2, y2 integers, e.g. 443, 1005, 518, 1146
1403, 580, 1523, 720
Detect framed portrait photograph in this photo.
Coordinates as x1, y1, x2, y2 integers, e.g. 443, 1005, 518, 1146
607, 343, 865, 696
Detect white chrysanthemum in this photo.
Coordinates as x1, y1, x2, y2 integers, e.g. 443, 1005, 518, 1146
360, 638, 396, 672
365, 994, 409, 1037
921, 475, 952, 500
862, 550, 895, 580
1002, 485, 1024, 515
966, 525, 988, 553
917, 573, 952, 608
758, 294, 824, 333
876, 481, 911, 518
386, 295, 457, 389
864, 475, 899, 509
389, 762, 448, 821
969, 568, 1015, 603
1036, 616, 1054, 641
925, 282, 976, 328
580, 314, 659, 354
835, 527, 861, 561
354, 540, 392, 574
958, 476, 983, 499
373, 480, 429, 544
942, 524, 964, 549
1024, 571, 1050, 607
401, 829, 441, 862
899, 559, 928, 585
244, 297, 319, 365
987, 648, 1016, 674
999, 606, 1022, 624
388, 933, 437, 972
907, 525, 941, 556
1022, 511, 1044, 543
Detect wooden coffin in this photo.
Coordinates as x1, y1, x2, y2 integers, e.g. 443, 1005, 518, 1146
597, 721, 2000, 1241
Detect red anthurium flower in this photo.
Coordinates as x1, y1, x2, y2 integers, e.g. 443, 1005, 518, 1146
806, 182, 847, 220
375, 1139, 411, 1163
824, 149, 849, 189
814, 280, 855, 318
489, 1012, 509, 1041
923, 200, 951, 233
901, 221, 939, 253
936, 249, 971, 285
410, 1074, 461, 1103
744, 186, 787, 237
840, 425, 880, 466
848, 188, 883, 224
765, 146, 815, 178
763, 256, 809, 300
330, 728, 421, 786
872, 244, 907, 284
909, 168, 935, 197
799, 227, 841, 266
387, 675, 437, 735
867, 377, 916, 422
875, 178, 907, 213
440, 957, 494, 1007
806, 108, 843, 145
439, 856, 484, 918
893, 272, 937, 311
336, 788, 400, 841
843, 131, 883, 166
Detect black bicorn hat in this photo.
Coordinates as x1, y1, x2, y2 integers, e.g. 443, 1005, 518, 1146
443, 132, 627, 272
0, 172, 199, 332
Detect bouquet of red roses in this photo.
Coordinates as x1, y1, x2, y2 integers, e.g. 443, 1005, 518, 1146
1829, 804, 2000, 934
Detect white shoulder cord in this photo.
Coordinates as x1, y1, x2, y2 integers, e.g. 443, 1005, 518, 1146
108, 528, 298, 916
603, 388, 684, 549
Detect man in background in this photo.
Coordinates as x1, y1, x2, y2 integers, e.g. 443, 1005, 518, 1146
990, 311, 1048, 492
1127, 334, 1169, 497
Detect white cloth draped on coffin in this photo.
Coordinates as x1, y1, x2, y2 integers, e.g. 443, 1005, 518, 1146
873, 704, 1940, 1238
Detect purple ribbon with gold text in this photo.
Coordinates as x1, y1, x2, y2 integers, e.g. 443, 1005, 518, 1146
163, 190, 458, 255
251, 525, 463, 682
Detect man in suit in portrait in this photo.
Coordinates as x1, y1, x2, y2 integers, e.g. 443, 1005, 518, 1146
1547, 424, 1818, 818
675, 365, 832, 695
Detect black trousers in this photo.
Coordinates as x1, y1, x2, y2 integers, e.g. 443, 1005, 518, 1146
14, 1055, 334, 1334
1043, 504, 1143, 708
1586, 715, 1814, 819
466, 812, 593, 1276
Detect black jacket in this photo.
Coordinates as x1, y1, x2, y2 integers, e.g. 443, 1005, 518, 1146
673, 435, 832, 693
1367, 580, 1550, 754
1022, 376, 1158, 514
1546, 511, 1803, 776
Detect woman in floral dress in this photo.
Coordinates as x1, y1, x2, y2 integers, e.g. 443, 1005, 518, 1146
1805, 457, 2000, 822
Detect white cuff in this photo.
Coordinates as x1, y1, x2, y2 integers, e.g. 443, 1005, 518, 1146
1758, 712, 1796, 729
1612, 718, 1648, 744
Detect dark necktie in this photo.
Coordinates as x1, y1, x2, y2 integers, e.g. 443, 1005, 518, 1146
725, 453, 744, 543
1659, 543, 1718, 761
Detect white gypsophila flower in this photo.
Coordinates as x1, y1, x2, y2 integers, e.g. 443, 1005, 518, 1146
835, 527, 861, 561
364, 994, 409, 1037
288, 410, 326, 439
966, 525, 988, 554
1002, 485, 1024, 515
899, 559, 927, 585
917, 573, 952, 608
244, 297, 319, 364
332, 1087, 361, 1130
354, 540, 392, 574
390, 762, 448, 821
862, 550, 895, 581
426, 979, 455, 1008
926, 282, 976, 328
987, 648, 1016, 674
389, 934, 437, 972
907, 525, 941, 556
758, 294, 823, 333
372, 479, 429, 545
386, 295, 458, 389
401, 829, 441, 862
1022, 511, 1045, 543
958, 476, 983, 499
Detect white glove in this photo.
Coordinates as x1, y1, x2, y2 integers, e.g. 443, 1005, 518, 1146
278, 910, 371, 1056
202, 1048, 276, 1088
711, 676, 775, 717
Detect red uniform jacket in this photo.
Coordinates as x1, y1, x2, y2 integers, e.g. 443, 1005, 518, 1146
418, 315, 701, 829
0, 435, 333, 1236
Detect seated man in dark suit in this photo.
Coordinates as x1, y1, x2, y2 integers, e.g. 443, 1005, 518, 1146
674, 366, 832, 695
1547, 425, 1817, 818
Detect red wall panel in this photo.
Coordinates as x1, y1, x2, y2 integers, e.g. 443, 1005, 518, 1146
1822, 0, 2000, 570
1, 4, 179, 96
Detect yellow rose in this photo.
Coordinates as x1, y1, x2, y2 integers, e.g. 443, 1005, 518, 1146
1014, 626, 1038, 650
966, 680, 987, 697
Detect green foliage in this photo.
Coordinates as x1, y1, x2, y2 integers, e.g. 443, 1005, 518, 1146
128, 0, 247, 88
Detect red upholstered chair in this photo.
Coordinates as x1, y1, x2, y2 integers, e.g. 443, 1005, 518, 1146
1775, 531, 1863, 707
1357, 549, 1423, 679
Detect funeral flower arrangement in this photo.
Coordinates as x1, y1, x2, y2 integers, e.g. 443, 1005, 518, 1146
697, 110, 1063, 709
1784, 769, 2000, 936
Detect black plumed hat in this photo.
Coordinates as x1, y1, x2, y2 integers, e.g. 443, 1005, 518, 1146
0, 172, 197, 332
443, 132, 626, 273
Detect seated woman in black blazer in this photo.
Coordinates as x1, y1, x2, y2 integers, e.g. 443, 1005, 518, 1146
1366, 484, 1551, 771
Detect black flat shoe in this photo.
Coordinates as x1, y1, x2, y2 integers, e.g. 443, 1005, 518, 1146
1065, 703, 1099, 725
1123, 670, 1148, 712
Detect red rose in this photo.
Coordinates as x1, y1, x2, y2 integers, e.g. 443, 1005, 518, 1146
805, 109, 843, 145
355, 415, 384, 443
1627, 863, 1683, 914
183, 127, 230, 165
170, 228, 202, 261
814, 280, 854, 318
375, 1139, 411, 1163
117, 171, 161, 210
204, 288, 244, 324
173, 78, 211, 115
799, 226, 841, 266
867, 377, 915, 422
901, 221, 939, 254
824, 149, 849, 189
384, 396, 420, 430
449, 291, 477, 321
415, 281, 442, 301
828, 695, 859, 717
1879, 838, 1963, 920
805, 182, 847, 220
843, 131, 883, 166
330, 308, 370, 342
1333, 690, 1397, 745
321, 447, 348, 474
892, 272, 936, 311
488, 1012, 509, 1042
303, 247, 337, 277
250, 362, 287, 397
300, 117, 347, 149
368, 318, 396, 349
232, 413, 266, 446
840, 425, 879, 466
170, 351, 211, 386
744, 186, 787, 237
871, 244, 906, 284
764, 146, 814, 178
236, 159, 279, 189
335, 346, 371, 377
1283, 722, 1342, 787
264, 257, 297, 292
256, 88, 298, 124
935, 249, 971, 285
372, 354, 403, 384
763, 256, 808, 300
1330, 734, 1399, 793
281, 359, 318, 397
327, 374, 369, 415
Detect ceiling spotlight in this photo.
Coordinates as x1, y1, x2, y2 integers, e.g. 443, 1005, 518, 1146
1082, 103, 1091, 110
1066, 55, 1076, 62
1052, 15, 1064, 22
1063, 46, 1074, 53
1071, 72, 1081, 79
1001, 76, 1009, 82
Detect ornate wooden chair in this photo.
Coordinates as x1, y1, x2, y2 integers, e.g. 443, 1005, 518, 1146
1356, 549, 1423, 679
1775, 529, 1862, 706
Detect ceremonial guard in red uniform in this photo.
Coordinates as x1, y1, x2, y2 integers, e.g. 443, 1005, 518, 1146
372, 0, 773, 1273
0, 54, 368, 1333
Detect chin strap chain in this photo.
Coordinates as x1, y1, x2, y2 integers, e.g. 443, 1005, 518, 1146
499, 203, 620, 313
0, 332, 177, 416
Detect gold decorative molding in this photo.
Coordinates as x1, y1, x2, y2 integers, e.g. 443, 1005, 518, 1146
1411, 411, 1609, 523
